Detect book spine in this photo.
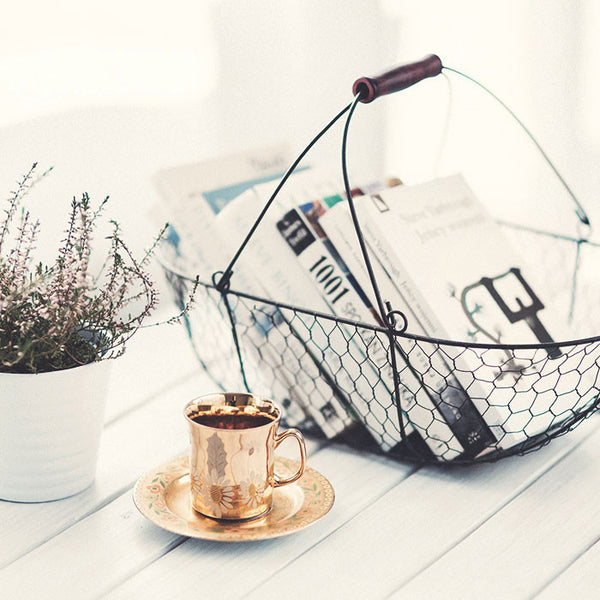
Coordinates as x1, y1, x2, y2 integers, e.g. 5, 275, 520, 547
246, 302, 356, 438
276, 207, 430, 453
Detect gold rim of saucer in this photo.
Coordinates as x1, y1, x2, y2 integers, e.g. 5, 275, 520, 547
132, 455, 335, 542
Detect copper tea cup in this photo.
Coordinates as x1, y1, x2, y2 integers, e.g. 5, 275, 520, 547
184, 392, 307, 521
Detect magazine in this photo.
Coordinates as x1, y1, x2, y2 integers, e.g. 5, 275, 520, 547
154, 146, 322, 431
153, 143, 292, 280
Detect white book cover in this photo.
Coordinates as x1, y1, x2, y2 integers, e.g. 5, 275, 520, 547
318, 198, 496, 459
299, 193, 468, 459
355, 174, 565, 448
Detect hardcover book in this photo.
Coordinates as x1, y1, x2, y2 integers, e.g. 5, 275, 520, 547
349, 174, 562, 448
317, 194, 495, 459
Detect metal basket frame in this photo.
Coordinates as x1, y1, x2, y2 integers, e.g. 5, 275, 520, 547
164, 55, 600, 464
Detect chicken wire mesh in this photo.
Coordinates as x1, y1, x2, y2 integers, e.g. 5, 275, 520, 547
163, 234, 600, 465
160, 55, 600, 464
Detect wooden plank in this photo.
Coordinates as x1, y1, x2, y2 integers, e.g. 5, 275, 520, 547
0, 435, 325, 599
534, 539, 600, 599
390, 421, 600, 600
0, 434, 326, 599
240, 418, 600, 600
0, 493, 183, 599
101, 444, 416, 599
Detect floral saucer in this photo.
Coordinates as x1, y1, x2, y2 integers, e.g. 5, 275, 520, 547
133, 454, 334, 541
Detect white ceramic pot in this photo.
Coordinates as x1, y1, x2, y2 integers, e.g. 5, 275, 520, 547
0, 360, 111, 502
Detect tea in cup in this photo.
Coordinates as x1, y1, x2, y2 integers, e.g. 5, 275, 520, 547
184, 392, 306, 521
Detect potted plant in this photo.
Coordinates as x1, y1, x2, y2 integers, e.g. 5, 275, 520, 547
0, 164, 188, 502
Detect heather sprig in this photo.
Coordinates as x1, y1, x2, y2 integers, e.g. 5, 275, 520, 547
0, 164, 182, 374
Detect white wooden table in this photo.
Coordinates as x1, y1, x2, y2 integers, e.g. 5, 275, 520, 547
1, 317, 600, 600
2, 107, 600, 600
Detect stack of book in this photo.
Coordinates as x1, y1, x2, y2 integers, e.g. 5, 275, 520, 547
155, 144, 588, 461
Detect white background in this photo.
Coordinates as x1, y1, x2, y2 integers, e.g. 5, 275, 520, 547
0, 0, 598, 256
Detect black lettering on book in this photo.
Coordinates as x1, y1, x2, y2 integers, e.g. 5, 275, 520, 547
308, 255, 350, 304
277, 210, 316, 255
432, 386, 496, 458
371, 194, 390, 213
278, 210, 351, 306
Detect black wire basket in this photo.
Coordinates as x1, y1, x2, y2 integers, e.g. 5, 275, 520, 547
162, 55, 600, 464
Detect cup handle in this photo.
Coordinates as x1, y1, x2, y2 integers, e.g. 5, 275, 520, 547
273, 428, 307, 487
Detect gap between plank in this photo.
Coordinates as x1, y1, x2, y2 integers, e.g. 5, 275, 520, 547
239, 460, 422, 600
383, 418, 600, 599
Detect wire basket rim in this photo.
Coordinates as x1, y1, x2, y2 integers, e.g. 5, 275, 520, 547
160, 257, 600, 352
